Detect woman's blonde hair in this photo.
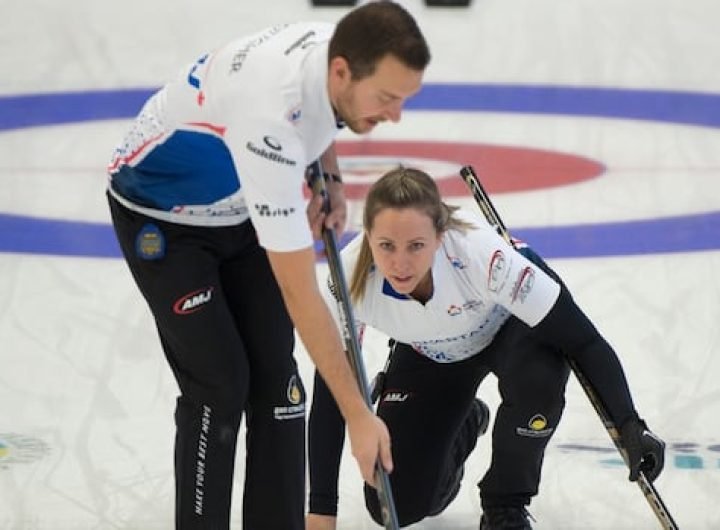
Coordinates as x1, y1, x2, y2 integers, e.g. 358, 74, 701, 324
349, 167, 473, 303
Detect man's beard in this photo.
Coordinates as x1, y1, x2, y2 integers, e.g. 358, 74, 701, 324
334, 92, 375, 134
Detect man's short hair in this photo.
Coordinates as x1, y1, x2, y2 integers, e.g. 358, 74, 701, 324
329, 1, 431, 80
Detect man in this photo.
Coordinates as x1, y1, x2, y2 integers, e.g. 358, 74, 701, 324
106, 2, 431, 528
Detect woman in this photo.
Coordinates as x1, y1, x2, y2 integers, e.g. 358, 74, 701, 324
306, 168, 664, 530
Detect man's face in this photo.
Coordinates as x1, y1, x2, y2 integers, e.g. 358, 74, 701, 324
329, 54, 424, 134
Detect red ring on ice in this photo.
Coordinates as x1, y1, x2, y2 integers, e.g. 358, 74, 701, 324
332, 140, 605, 199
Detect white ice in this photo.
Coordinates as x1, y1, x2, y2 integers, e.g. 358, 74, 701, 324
1, 1, 719, 528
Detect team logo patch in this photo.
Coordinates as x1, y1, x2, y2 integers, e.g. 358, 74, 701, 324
173, 287, 214, 315
274, 375, 305, 420
517, 414, 554, 438
135, 223, 165, 260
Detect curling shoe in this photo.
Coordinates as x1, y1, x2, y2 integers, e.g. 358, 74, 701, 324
479, 506, 534, 530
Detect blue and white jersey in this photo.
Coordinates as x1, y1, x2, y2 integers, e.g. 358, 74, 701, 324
322, 209, 561, 363
108, 22, 338, 252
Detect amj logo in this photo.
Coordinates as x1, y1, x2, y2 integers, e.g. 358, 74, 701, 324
173, 287, 214, 315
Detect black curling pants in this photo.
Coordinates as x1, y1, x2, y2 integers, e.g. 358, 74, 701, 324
309, 327, 570, 527
109, 194, 306, 530
365, 329, 569, 526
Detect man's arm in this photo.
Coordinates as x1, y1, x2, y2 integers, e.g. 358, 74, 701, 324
267, 246, 393, 484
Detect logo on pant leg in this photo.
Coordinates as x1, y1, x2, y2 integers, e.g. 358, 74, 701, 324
382, 391, 409, 403
287, 375, 302, 405
135, 223, 165, 260
173, 287, 214, 315
517, 414, 554, 438
273, 375, 305, 420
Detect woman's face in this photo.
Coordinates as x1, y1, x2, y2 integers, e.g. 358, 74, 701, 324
367, 207, 441, 298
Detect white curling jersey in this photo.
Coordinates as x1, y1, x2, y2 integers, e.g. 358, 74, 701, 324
108, 23, 339, 252
323, 209, 562, 363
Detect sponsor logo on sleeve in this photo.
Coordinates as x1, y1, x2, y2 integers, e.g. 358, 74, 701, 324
284, 30, 317, 55
230, 25, 287, 73
511, 267, 536, 304
487, 250, 507, 292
